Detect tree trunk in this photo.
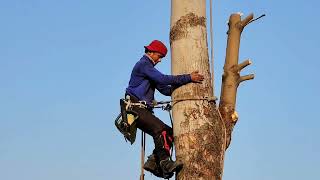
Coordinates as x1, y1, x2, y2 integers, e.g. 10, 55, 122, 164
170, 1, 226, 179
219, 13, 254, 148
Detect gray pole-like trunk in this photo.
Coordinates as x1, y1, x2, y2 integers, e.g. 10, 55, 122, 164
170, 1, 226, 179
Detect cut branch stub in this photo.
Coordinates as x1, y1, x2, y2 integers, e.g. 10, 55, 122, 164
239, 74, 255, 84
240, 13, 254, 29
238, 59, 252, 71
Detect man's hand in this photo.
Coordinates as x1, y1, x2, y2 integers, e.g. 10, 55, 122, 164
190, 71, 204, 83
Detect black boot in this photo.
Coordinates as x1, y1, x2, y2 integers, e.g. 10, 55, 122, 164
144, 154, 175, 179
143, 154, 163, 178
153, 130, 177, 178
160, 157, 183, 178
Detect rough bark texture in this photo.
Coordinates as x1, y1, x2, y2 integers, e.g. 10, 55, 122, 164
170, 1, 226, 179
219, 13, 254, 148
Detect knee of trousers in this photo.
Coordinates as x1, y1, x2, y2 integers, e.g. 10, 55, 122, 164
154, 124, 172, 137
154, 130, 174, 155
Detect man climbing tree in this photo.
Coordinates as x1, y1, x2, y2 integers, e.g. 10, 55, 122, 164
124, 40, 204, 178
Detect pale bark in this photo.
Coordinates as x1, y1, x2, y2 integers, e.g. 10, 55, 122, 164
170, 1, 226, 179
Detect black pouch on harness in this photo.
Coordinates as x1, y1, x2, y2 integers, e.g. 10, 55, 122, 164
114, 98, 138, 144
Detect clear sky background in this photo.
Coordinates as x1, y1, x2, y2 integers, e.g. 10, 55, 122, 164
1, 0, 319, 180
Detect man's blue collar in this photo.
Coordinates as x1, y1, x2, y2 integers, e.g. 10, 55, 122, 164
143, 55, 155, 67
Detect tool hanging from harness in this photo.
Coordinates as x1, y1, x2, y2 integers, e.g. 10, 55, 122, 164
114, 96, 147, 144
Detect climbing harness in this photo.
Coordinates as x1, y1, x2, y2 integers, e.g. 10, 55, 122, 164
114, 95, 147, 144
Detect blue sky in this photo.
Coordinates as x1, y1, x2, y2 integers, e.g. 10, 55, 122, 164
1, 0, 319, 180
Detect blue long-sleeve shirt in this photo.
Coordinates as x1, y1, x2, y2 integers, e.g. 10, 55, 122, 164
126, 55, 192, 106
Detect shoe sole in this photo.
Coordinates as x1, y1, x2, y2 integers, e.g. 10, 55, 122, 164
168, 163, 183, 173
144, 166, 164, 178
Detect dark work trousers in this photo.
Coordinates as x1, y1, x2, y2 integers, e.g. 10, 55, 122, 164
127, 94, 173, 160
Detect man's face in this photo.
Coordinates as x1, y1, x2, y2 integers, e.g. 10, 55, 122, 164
150, 52, 164, 65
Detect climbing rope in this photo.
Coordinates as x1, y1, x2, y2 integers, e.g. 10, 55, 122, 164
140, 131, 146, 180
209, 0, 215, 97
153, 96, 217, 108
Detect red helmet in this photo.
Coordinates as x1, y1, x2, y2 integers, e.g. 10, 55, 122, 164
144, 40, 168, 57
